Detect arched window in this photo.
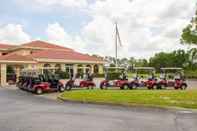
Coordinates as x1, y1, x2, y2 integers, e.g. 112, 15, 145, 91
94, 65, 99, 74
43, 63, 51, 74
55, 64, 61, 73
86, 65, 91, 73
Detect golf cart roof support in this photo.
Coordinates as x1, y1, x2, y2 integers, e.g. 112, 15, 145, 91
160, 67, 183, 70
104, 67, 125, 69
133, 67, 155, 70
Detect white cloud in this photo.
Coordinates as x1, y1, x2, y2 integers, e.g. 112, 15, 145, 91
0, 24, 31, 44
80, 0, 197, 58
46, 22, 86, 52
12, 0, 197, 58
17, 0, 88, 9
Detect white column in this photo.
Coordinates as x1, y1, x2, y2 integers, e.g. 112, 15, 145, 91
91, 64, 94, 74
15, 66, 20, 82
98, 65, 104, 74
60, 64, 65, 71
73, 64, 78, 76
1, 64, 7, 87
83, 65, 86, 74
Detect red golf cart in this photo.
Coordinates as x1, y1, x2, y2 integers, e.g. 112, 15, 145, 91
157, 68, 187, 90
100, 67, 131, 90
130, 67, 157, 89
17, 69, 65, 94
65, 67, 96, 90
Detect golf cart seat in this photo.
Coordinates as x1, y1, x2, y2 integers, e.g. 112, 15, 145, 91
74, 78, 81, 86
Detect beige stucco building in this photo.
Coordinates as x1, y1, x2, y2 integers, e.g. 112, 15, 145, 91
0, 40, 105, 86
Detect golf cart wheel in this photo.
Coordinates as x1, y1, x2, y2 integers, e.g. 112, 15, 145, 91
160, 84, 167, 90
120, 86, 124, 90
147, 86, 153, 90
156, 84, 162, 90
181, 84, 187, 90
153, 85, 157, 89
35, 88, 43, 95
100, 84, 108, 90
132, 84, 138, 89
174, 86, 179, 90
58, 85, 65, 92
88, 85, 94, 90
122, 84, 129, 90
66, 84, 72, 91
17, 83, 22, 89
100, 85, 104, 90
128, 85, 133, 90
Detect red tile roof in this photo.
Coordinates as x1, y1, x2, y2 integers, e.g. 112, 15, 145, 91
0, 53, 34, 62
0, 43, 16, 50
30, 49, 104, 62
21, 40, 73, 51
0, 40, 105, 63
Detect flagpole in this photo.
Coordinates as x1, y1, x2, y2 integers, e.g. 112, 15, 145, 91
115, 22, 118, 68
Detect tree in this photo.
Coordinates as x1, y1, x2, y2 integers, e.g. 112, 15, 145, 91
181, 9, 197, 44
187, 48, 197, 70
149, 50, 189, 70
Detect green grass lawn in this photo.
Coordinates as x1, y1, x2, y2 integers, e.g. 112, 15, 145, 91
59, 90, 197, 109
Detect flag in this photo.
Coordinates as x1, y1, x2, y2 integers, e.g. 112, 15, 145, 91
115, 23, 122, 47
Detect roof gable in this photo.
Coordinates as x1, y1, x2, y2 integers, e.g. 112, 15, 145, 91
30, 50, 104, 62
0, 53, 35, 62
0, 43, 17, 50
21, 40, 73, 51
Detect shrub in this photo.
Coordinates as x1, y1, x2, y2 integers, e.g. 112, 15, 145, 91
106, 72, 122, 80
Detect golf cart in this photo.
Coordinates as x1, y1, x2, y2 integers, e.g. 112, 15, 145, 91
100, 67, 131, 90
157, 68, 187, 90
17, 69, 65, 94
65, 67, 96, 90
130, 67, 157, 89
17, 70, 49, 94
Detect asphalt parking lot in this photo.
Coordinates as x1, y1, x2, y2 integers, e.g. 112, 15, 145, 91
0, 87, 197, 131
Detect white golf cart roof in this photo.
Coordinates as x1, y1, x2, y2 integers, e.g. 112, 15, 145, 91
104, 66, 125, 69
133, 67, 155, 70
160, 67, 183, 70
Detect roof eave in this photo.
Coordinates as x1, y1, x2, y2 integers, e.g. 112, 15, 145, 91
0, 60, 37, 64
35, 58, 106, 64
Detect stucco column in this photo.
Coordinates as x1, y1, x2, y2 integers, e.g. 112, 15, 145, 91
1, 64, 7, 87
91, 64, 94, 73
15, 66, 20, 82
73, 64, 78, 76
98, 65, 104, 74
60, 64, 65, 71
37, 63, 44, 74
83, 65, 86, 74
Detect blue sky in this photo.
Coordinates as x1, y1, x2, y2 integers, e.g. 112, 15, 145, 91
0, 0, 92, 38
0, 0, 196, 58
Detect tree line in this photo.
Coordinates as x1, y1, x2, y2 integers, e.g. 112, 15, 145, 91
104, 48, 197, 72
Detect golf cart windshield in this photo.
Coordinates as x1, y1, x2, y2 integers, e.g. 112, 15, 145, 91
104, 67, 127, 80
133, 67, 155, 80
